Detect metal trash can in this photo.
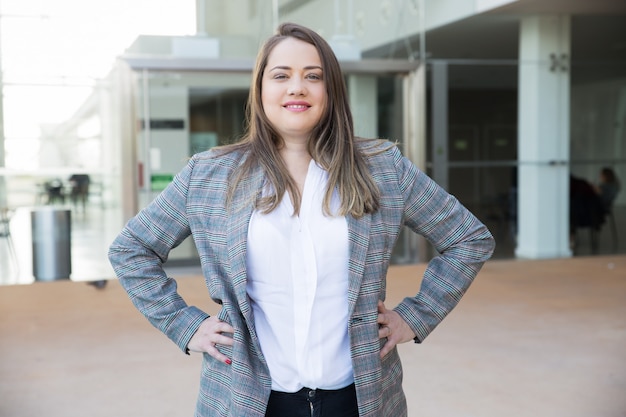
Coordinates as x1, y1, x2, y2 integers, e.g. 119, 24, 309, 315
31, 207, 71, 281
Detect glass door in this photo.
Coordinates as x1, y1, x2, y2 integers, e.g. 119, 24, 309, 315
132, 69, 251, 263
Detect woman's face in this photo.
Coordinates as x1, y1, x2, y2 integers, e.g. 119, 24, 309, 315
261, 37, 327, 144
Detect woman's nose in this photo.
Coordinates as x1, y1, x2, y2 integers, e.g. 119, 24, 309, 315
287, 79, 305, 96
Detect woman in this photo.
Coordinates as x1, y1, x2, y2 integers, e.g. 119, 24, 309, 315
109, 22, 495, 417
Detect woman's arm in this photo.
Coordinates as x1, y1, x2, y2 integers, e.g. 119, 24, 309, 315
389, 146, 496, 343
108, 156, 210, 353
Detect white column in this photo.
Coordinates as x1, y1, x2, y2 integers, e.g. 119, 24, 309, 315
0, 87, 6, 208
516, 15, 572, 259
195, 0, 208, 35
0, 16, 8, 209
349, 75, 377, 138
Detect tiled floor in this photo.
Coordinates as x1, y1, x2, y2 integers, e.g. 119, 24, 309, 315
0, 255, 624, 417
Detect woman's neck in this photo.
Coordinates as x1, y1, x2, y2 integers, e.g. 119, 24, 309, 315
279, 141, 312, 194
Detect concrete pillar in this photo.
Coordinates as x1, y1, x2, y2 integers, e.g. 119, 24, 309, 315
349, 75, 377, 138
0, 93, 6, 208
515, 15, 572, 259
0, 16, 7, 209
195, 0, 208, 35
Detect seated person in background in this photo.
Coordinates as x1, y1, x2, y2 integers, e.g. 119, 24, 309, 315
594, 167, 620, 215
570, 174, 605, 236
68, 174, 90, 209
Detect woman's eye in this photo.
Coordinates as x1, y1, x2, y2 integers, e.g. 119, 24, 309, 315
273, 74, 288, 79
306, 73, 322, 80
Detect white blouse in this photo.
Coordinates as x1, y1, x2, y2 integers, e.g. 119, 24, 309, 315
246, 160, 353, 392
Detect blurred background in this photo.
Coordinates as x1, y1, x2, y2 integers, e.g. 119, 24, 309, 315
1, 0, 625, 285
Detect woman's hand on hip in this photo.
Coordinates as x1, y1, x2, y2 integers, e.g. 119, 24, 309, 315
377, 300, 416, 359
187, 315, 234, 365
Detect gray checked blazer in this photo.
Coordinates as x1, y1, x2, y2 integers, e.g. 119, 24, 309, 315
108, 141, 495, 416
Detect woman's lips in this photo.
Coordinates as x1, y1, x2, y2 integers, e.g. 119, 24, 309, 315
283, 101, 310, 111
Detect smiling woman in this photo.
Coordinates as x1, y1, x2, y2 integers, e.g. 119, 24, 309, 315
262, 38, 327, 147
108, 22, 495, 417
262, 37, 328, 193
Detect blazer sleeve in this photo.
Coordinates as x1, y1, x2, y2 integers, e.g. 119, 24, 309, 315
108, 155, 210, 353
388, 146, 496, 342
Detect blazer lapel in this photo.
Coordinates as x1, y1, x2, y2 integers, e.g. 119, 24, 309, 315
346, 212, 371, 317
226, 164, 265, 335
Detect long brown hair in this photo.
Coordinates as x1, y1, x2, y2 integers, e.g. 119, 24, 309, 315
221, 22, 380, 217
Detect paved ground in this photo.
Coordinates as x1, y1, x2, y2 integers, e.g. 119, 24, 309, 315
1, 255, 625, 417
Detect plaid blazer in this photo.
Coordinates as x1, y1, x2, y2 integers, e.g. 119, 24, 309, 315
108, 141, 495, 416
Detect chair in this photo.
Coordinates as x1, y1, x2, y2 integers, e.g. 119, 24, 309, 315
44, 179, 66, 205
569, 176, 604, 253
68, 174, 90, 211
603, 200, 618, 250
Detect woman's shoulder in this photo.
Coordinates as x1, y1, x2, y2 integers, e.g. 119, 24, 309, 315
192, 143, 251, 169
356, 137, 395, 152
355, 138, 403, 163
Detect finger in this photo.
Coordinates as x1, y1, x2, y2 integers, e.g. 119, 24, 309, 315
206, 343, 232, 365
377, 300, 388, 325
215, 321, 235, 335
380, 339, 395, 359
213, 332, 235, 347
188, 316, 234, 364
378, 325, 392, 339
210, 322, 234, 364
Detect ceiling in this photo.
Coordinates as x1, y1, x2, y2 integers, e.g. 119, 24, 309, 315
363, 1, 626, 88
487, 0, 626, 15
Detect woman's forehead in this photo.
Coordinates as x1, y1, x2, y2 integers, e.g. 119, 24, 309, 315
265, 37, 322, 67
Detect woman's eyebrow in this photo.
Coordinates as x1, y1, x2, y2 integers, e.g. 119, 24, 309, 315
267, 65, 290, 72
267, 65, 323, 71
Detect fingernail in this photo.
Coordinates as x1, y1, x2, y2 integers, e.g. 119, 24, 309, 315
225, 359, 232, 365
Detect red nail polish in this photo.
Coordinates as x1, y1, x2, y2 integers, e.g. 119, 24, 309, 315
225, 359, 232, 365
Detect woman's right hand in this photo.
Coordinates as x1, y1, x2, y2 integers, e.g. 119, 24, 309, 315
187, 316, 235, 365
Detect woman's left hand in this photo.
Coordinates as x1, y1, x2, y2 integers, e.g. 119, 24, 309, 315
377, 300, 416, 358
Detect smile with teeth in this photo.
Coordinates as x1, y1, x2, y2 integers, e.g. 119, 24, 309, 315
284, 104, 309, 109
